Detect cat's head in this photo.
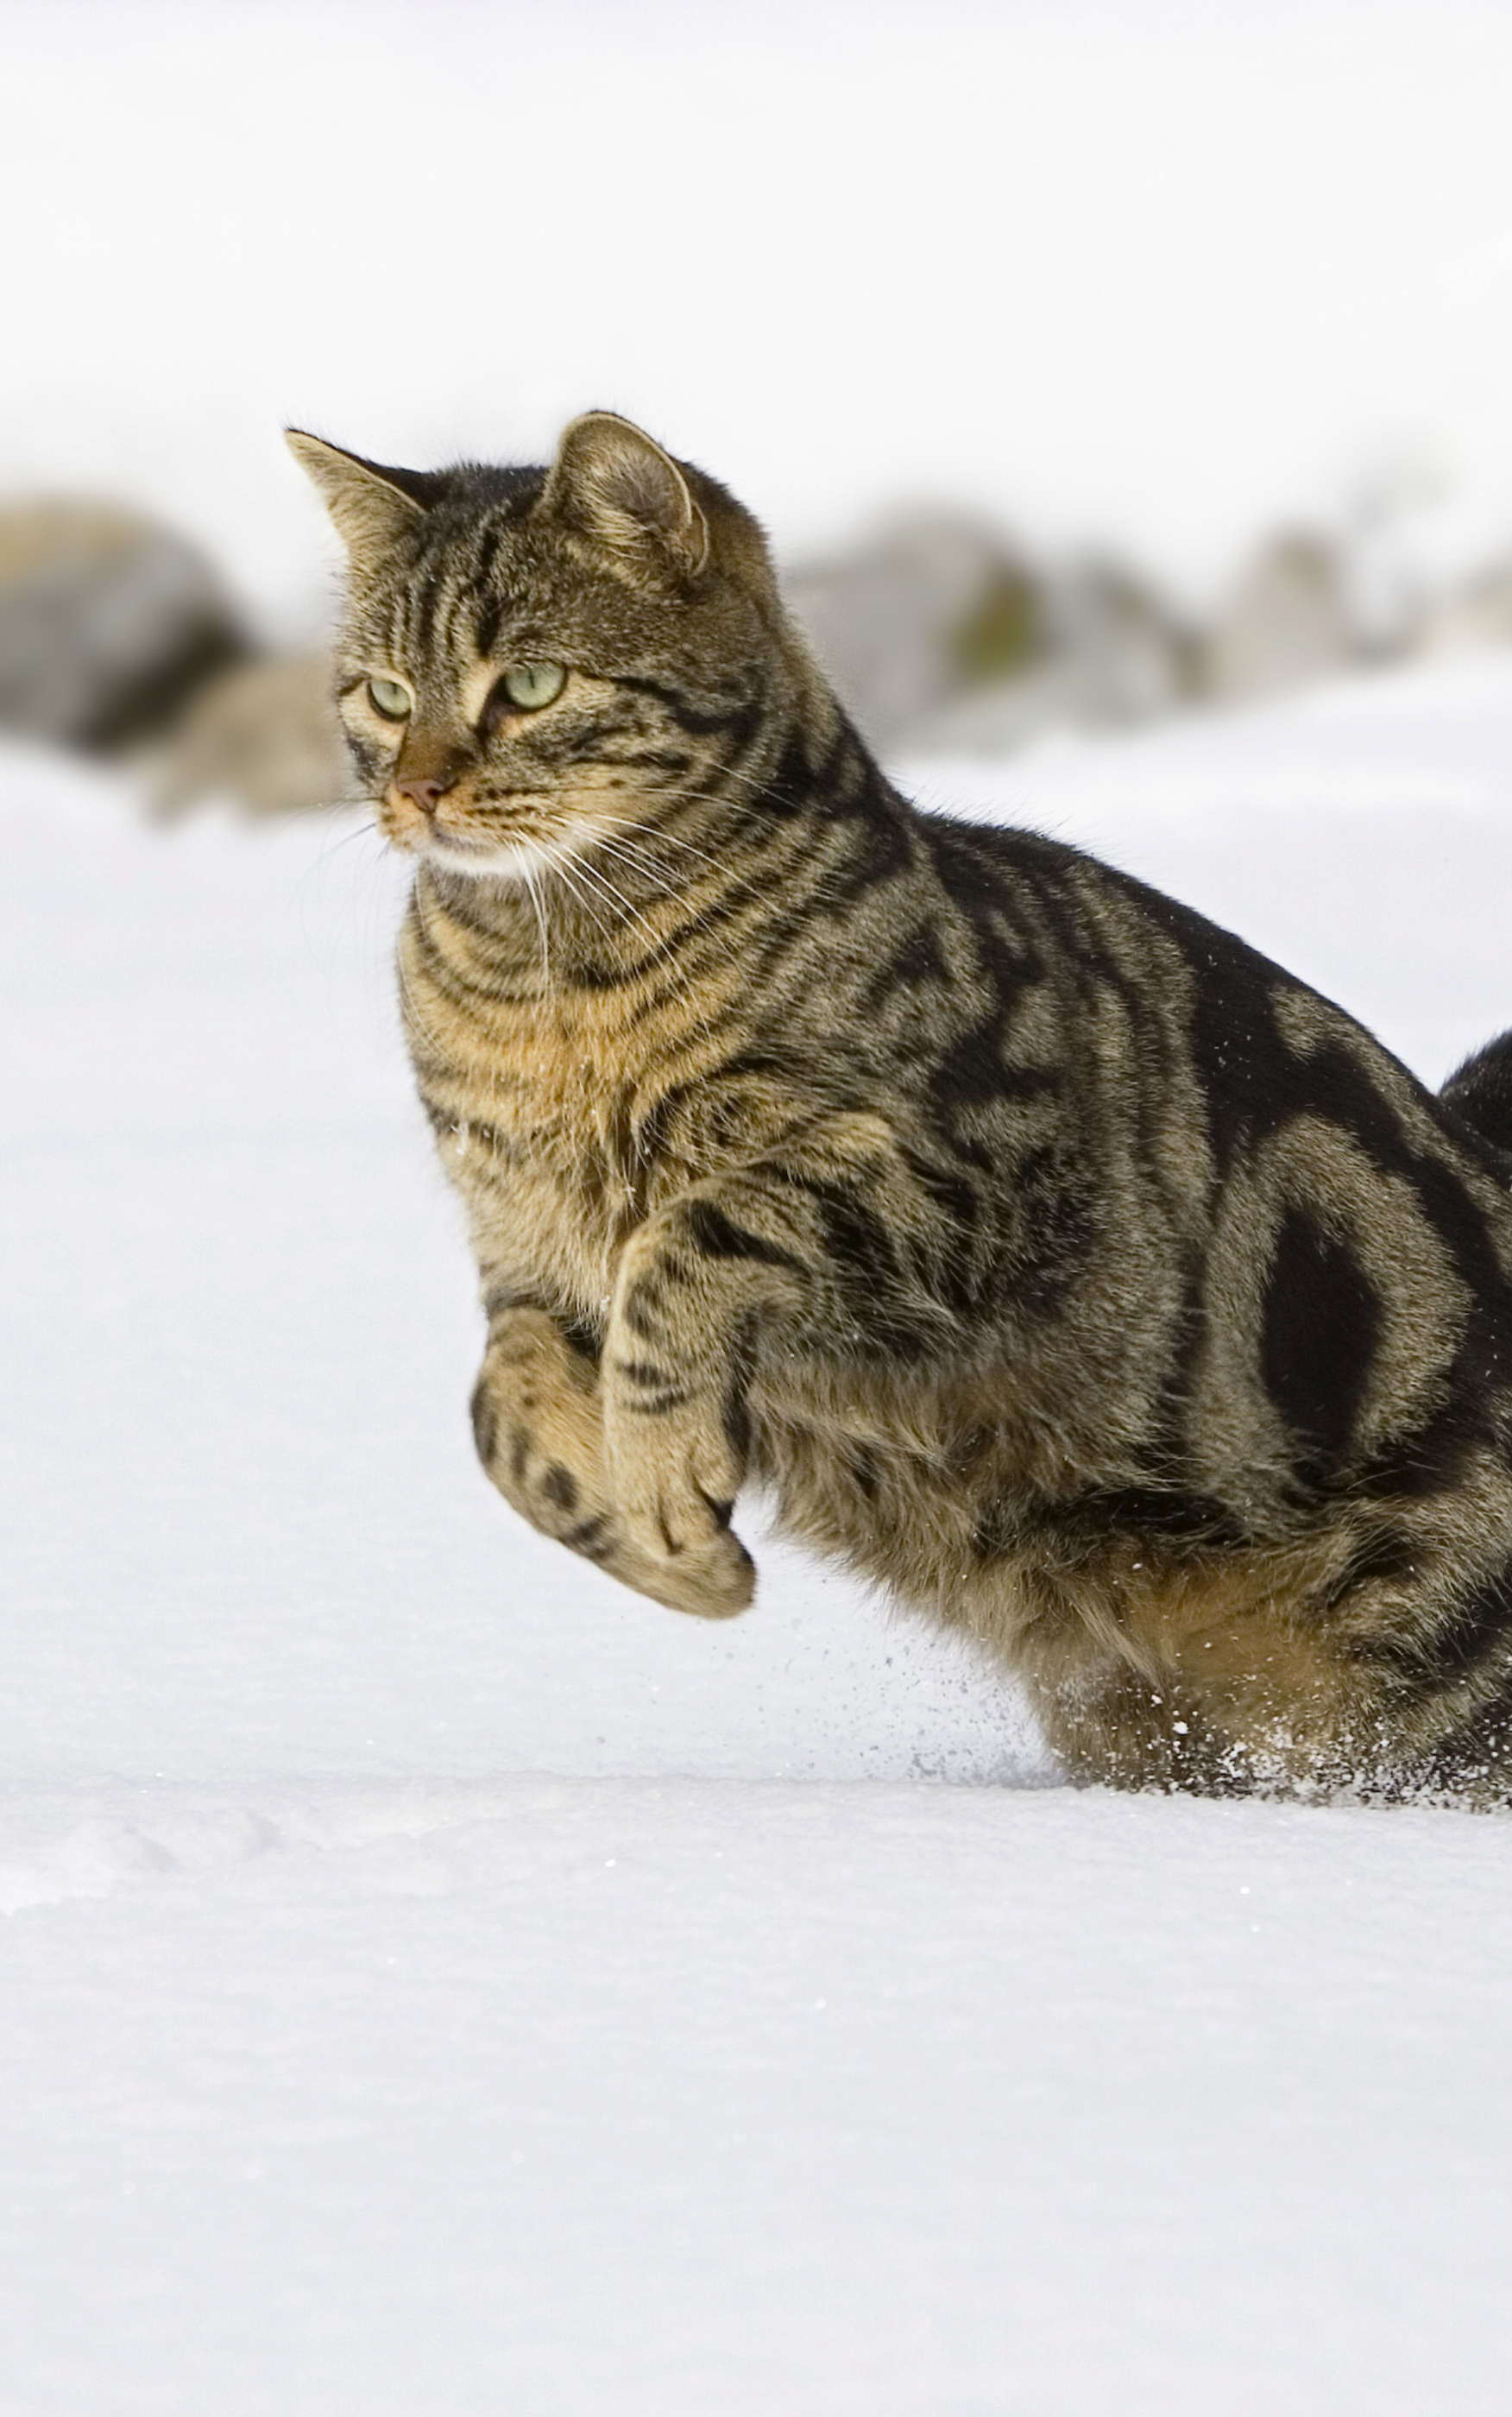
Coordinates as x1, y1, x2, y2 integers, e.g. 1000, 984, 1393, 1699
287, 412, 797, 879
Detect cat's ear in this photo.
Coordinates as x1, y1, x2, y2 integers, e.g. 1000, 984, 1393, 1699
543, 413, 709, 582
284, 431, 429, 565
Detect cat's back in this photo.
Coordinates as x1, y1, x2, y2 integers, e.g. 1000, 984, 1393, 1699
857, 803, 1512, 1518
910, 801, 1512, 1205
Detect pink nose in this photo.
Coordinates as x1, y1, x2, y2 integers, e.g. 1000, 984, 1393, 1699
394, 773, 450, 814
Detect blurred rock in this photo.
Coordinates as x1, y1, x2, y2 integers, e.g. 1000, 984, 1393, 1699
786, 508, 1193, 757
1202, 530, 1354, 704
784, 513, 1046, 754
1053, 558, 1194, 721
12, 478, 1477, 808
0, 497, 245, 749
1420, 557, 1512, 659
146, 646, 351, 818
909, 557, 1192, 753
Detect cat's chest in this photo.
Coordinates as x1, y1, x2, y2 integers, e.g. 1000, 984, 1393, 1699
428, 992, 684, 1306
400, 881, 755, 1309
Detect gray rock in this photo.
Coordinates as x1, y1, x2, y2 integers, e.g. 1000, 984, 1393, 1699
784, 510, 1194, 758
145, 646, 352, 818
1420, 556, 1512, 659
1048, 557, 1194, 724
783, 512, 1044, 754
0, 497, 244, 750
1202, 531, 1355, 704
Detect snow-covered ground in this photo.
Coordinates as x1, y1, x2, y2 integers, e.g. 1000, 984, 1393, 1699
6, 662, 1512, 2413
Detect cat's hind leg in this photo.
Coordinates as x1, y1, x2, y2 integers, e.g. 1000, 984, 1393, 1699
471, 1308, 754, 1619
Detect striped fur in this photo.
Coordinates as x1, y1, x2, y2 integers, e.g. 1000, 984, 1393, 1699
290, 413, 1512, 1801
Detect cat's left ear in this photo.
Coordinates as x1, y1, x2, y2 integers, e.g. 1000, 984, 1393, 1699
544, 413, 709, 583
285, 431, 430, 566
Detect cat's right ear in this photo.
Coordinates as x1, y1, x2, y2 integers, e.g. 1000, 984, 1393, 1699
284, 432, 428, 566
543, 413, 709, 584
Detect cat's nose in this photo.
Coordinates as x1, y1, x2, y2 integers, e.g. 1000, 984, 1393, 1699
393, 773, 450, 815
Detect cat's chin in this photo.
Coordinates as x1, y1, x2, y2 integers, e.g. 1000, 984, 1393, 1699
422, 830, 558, 884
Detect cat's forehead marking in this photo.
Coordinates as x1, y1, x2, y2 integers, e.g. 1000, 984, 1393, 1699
474, 590, 514, 661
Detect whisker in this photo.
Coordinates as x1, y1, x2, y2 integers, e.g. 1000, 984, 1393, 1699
589, 814, 747, 880
584, 828, 734, 898
581, 839, 771, 969
581, 801, 881, 930
542, 843, 719, 1044
535, 846, 621, 958
551, 845, 685, 974
583, 802, 784, 901
315, 814, 382, 861
520, 858, 551, 993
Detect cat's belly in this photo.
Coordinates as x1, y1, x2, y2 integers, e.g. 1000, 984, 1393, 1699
747, 1350, 1062, 1608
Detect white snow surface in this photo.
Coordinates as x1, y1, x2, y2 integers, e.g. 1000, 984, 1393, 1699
5, 661, 1512, 2412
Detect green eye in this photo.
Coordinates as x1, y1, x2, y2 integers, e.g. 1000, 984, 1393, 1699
368, 677, 413, 721
502, 660, 567, 711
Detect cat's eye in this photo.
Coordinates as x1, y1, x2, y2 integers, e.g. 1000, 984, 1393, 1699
367, 677, 413, 722
501, 661, 567, 711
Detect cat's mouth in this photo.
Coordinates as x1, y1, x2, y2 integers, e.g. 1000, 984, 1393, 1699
380, 782, 612, 887
380, 787, 554, 871
387, 788, 608, 881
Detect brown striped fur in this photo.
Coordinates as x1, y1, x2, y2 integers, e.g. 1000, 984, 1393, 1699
289, 413, 1512, 1802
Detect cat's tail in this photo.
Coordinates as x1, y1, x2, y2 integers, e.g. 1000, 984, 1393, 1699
1440, 1032, 1512, 1156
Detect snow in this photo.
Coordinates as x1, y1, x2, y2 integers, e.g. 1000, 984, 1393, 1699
7, 1783, 1511, 2416
6, 663, 1512, 2411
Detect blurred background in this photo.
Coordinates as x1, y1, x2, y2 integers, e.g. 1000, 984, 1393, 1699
9, 0, 1512, 804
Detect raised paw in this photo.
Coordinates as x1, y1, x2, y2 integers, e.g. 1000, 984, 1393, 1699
626, 1524, 756, 1620
471, 1310, 754, 1619
470, 1309, 607, 1549
603, 1385, 746, 1567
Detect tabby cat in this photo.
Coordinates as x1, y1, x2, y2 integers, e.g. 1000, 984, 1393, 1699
289, 412, 1512, 1802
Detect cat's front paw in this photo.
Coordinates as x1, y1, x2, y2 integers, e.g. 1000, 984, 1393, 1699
473, 1311, 753, 1619
604, 1388, 747, 1568
629, 1524, 757, 1620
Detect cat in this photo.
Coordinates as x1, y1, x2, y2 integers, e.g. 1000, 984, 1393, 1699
289, 411, 1512, 1802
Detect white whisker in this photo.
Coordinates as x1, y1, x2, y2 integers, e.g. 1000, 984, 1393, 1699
541, 842, 721, 1051
520, 858, 551, 993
